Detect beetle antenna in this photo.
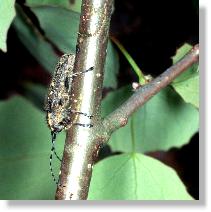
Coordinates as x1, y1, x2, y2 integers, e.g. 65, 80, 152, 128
50, 132, 63, 186
51, 131, 62, 162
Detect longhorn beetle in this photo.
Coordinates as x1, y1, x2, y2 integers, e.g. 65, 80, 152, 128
45, 54, 94, 186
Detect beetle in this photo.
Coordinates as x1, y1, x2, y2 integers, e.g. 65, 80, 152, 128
45, 53, 94, 186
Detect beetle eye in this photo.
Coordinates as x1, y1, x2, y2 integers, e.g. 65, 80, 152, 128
54, 124, 63, 133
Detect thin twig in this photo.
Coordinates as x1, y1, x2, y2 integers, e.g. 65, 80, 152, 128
102, 44, 199, 137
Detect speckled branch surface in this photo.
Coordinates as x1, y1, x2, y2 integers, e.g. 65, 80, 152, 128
55, 0, 113, 200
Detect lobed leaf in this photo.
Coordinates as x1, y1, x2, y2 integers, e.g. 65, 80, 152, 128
13, 6, 59, 73
88, 153, 193, 200
0, 96, 65, 199
101, 85, 199, 153
171, 43, 199, 108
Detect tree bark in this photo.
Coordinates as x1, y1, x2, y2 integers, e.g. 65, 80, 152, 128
55, 0, 114, 200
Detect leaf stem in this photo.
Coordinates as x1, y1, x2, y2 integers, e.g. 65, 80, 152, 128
111, 37, 146, 85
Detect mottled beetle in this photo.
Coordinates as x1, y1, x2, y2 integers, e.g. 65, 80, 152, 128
45, 54, 94, 186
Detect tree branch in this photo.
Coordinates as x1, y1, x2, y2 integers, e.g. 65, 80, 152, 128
55, 0, 198, 200
102, 44, 199, 137
55, 0, 113, 200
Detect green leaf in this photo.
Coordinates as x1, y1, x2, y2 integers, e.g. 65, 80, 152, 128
67, 0, 82, 13
31, 6, 79, 54
26, 0, 82, 13
88, 153, 193, 200
30, 6, 119, 88
0, 96, 65, 199
171, 43, 199, 108
104, 41, 119, 88
172, 44, 192, 63
13, 6, 59, 73
26, 0, 71, 9
101, 86, 199, 153
172, 75, 199, 109
0, 0, 16, 52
